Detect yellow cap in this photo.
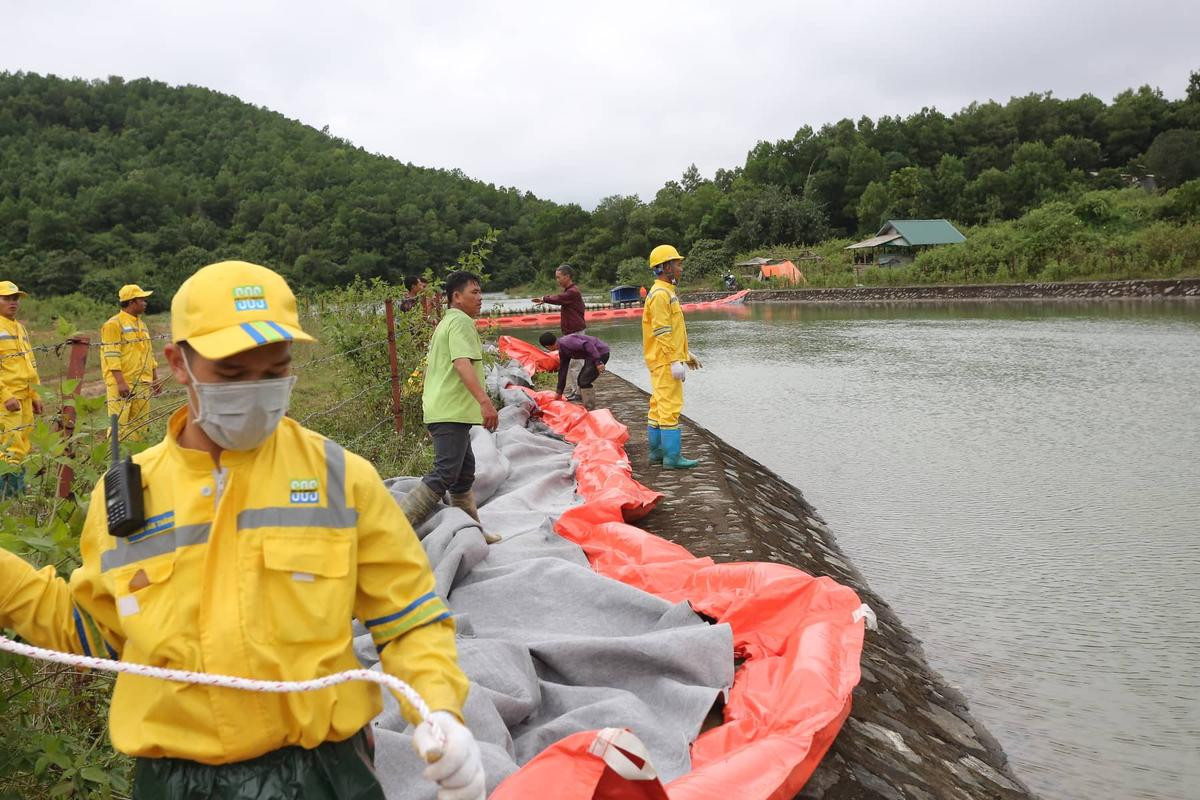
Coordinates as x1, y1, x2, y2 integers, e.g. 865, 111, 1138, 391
0, 280, 28, 297
171, 261, 314, 359
649, 244, 684, 269
119, 284, 154, 302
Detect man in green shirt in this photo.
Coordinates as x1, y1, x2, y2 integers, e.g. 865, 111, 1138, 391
400, 271, 501, 543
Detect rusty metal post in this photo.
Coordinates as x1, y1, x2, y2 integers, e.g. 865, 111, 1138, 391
383, 299, 404, 435
57, 336, 90, 499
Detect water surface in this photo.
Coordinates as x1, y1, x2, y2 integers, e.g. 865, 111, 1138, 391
570, 300, 1200, 800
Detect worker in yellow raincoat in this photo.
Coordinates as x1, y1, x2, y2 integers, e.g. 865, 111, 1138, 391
641, 245, 702, 469
100, 285, 160, 440
0, 262, 485, 799
0, 280, 43, 497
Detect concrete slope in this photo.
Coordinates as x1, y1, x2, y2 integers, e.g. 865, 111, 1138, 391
594, 373, 1037, 800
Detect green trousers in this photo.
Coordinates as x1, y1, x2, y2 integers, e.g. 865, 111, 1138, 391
132, 730, 386, 800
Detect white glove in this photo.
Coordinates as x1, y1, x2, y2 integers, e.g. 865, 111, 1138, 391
413, 711, 486, 800
670, 361, 687, 382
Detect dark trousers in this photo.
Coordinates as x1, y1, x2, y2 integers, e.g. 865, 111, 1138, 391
578, 352, 610, 389
132, 730, 383, 800
422, 422, 476, 497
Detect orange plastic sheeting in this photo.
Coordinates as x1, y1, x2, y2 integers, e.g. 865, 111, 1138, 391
498, 335, 559, 377
482, 290, 751, 330
515, 387, 660, 522
758, 260, 805, 284
491, 389, 864, 800
495, 729, 672, 800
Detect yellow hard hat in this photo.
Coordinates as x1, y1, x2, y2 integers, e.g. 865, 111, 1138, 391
0, 280, 28, 297
171, 261, 314, 359
118, 284, 153, 302
649, 244, 684, 269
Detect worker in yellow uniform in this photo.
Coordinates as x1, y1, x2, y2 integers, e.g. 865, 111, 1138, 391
0, 280, 43, 497
0, 262, 485, 800
642, 245, 702, 469
101, 285, 160, 440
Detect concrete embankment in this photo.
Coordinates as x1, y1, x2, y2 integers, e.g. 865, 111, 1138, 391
594, 374, 1036, 800
680, 277, 1200, 304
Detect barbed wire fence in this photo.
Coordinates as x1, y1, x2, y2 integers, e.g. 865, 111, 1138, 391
1, 300, 422, 499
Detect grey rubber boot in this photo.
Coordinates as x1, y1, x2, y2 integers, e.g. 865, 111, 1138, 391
449, 490, 502, 544
399, 482, 442, 530
578, 387, 596, 410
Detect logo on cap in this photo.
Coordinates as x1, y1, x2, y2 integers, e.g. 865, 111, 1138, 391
233, 285, 269, 312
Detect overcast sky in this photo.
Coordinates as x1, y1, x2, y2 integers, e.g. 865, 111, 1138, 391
3, 1, 1198, 208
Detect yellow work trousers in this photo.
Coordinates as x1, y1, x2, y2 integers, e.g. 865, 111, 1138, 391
647, 364, 684, 429
0, 394, 34, 464
106, 383, 152, 441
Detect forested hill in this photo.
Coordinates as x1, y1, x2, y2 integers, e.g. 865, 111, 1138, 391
2, 70, 1199, 298
0, 72, 559, 298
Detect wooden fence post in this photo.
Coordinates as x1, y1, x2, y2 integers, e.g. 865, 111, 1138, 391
383, 299, 405, 435
56, 336, 90, 499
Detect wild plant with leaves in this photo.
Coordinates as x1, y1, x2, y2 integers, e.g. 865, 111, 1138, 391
0, 372, 135, 799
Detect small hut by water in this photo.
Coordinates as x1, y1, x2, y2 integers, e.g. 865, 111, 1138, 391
846, 219, 966, 270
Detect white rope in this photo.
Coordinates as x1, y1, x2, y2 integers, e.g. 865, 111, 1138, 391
0, 633, 445, 749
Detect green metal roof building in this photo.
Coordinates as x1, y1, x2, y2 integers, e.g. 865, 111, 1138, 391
847, 219, 966, 250
846, 219, 966, 268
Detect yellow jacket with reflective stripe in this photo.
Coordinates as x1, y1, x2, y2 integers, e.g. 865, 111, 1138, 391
100, 310, 157, 385
0, 316, 40, 403
0, 409, 467, 765
641, 279, 690, 369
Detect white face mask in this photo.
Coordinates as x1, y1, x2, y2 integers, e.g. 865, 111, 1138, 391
182, 351, 297, 451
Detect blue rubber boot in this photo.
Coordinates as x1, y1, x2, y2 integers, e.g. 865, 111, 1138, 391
647, 426, 664, 465
661, 428, 699, 469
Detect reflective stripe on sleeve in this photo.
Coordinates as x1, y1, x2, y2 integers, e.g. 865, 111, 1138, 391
73, 605, 111, 658
364, 591, 452, 644
73, 607, 93, 657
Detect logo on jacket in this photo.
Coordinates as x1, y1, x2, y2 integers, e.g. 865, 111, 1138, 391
233, 285, 269, 312
289, 478, 320, 504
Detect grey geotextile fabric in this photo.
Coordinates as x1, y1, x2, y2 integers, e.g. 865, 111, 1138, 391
356, 363, 734, 799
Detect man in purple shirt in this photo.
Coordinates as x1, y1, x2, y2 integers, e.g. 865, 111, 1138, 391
531, 264, 586, 334
539, 330, 610, 409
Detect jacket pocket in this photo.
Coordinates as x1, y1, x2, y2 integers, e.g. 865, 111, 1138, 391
111, 556, 178, 659
255, 531, 355, 644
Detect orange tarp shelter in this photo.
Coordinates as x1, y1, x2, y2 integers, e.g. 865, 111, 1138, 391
758, 260, 805, 284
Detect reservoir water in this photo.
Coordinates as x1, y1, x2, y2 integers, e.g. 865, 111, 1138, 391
563, 300, 1200, 800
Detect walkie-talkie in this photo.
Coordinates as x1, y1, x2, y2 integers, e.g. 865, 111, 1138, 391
104, 414, 145, 538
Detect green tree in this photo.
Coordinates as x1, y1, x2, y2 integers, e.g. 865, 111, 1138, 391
842, 144, 887, 221
856, 180, 891, 231
1144, 129, 1200, 188
1008, 142, 1069, 210
1103, 85, 1171, 165
884, 166, 930, 219
727, 184, 830, 251
922, 155, 967, 219
1051, 135, 1102, 172
680, 238, 731, 279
